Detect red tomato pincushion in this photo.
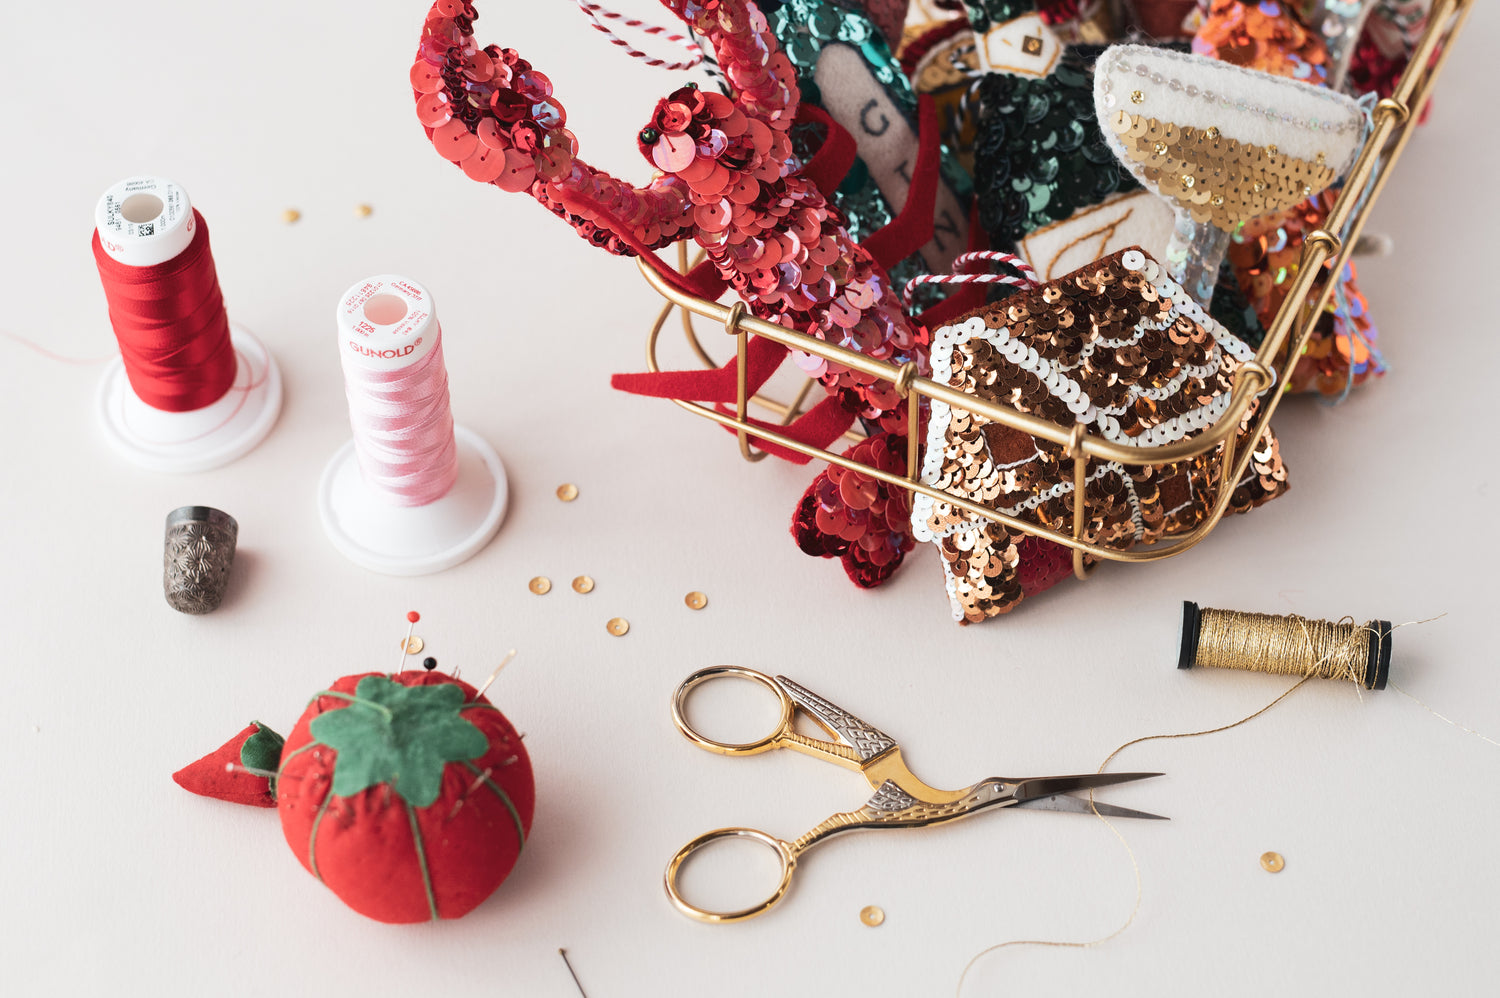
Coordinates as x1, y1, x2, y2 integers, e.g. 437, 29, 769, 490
175, 669, 533, 924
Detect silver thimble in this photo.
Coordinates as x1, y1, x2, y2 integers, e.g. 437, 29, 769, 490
164, 507, 239, 614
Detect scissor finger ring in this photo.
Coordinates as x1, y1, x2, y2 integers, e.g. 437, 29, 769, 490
663, 827, 798, 924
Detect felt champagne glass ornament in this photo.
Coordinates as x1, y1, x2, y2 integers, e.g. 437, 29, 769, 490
759, 0, 973, 280
910, 247, 1289, 623
1093, 43, 1364, 306
1297, 1, 1377, 91
962, 2, 1187, 288
174, 617, 533, 924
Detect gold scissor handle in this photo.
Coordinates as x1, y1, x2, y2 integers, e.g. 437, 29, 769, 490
663, 827, 797, 924
671, 665, 793, 756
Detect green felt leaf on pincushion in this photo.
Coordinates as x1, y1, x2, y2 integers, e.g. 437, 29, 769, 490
309, 676, 489, 808
240, 722, 285, 773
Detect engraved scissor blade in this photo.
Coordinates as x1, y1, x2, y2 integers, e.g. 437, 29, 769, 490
1013, 793, 1169, 821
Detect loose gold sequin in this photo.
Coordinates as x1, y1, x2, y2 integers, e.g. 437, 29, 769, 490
860, 905, 885, 927
529, 576, 552, 595
685, 591, 708, 610
1108, 111, 1338, 230
400, 636, 425, 655
281, 208, 301, 224
556, 483, 579, 502
572, 575, 595, 594
355, 204, 373, 218
1260, 851, 1285, 873
606, 617, 630, 636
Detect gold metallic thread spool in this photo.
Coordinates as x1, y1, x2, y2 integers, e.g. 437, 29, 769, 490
1178, 601, 1392, 690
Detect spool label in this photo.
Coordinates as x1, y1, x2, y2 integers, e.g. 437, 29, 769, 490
98, 177, 190, 248
337, 276, 437, 371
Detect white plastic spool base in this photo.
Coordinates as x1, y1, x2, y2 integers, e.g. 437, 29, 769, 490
318, 425, 508, 576
93, 176, 282, 473
318, 275, 506, 576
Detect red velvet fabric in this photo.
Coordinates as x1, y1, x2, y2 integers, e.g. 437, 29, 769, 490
276, 671, 535, 924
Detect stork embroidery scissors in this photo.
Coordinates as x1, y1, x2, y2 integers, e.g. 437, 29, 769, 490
664, 666, 1167, 923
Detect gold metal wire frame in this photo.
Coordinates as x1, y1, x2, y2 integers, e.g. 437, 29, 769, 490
639, 0, 1471, 580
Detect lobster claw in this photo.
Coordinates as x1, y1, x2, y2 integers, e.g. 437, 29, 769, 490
791, 433, 915, 589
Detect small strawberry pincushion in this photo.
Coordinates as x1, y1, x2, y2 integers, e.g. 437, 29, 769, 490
175, 618, 533, 924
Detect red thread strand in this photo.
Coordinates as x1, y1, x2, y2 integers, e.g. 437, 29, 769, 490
902, 251, 1040, 310
573, 0, 706, 71
92, 209, 237, 412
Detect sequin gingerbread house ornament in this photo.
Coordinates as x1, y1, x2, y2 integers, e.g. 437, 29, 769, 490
911, 247, 1289, 622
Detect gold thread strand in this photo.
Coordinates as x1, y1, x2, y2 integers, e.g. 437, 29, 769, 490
955, 678, 1308, 995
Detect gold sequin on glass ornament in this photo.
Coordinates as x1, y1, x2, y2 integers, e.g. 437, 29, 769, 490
1107, 111, 1338, 230
529, 576, 552, 595
572, 575, 595, 594
606, 617, 630, 637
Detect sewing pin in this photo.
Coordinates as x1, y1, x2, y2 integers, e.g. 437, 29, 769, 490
474, 649, 517, 701
397, 611, 420, 672
559, 948, 588, 997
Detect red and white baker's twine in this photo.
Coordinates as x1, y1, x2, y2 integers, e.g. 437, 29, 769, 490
903, 251, 1040, 309
574, 1, 710, 73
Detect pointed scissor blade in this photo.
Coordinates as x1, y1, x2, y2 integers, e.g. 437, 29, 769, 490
1012, 772, 1164, 802
1014, 793, 1169, 821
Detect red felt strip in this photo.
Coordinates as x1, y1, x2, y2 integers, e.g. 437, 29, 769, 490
798, 105, 859, 201
711, 394, 857, 465
610, 334, 789, 402
861, 96, 942, 272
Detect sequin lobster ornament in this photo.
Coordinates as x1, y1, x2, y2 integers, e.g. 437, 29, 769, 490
911, 248, 1289, 623
413, 0, 928, 587
174, 627, 533, 923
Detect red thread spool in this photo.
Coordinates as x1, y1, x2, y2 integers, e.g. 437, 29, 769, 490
94, 208, 237, 412
93, 177, 281, 472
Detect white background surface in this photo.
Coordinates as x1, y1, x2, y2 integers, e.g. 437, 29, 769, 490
2, 2, 1496, 995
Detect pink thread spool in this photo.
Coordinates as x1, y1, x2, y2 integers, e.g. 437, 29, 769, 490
318, 276, 507, 575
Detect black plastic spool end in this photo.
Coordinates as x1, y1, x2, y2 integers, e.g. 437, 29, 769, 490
1366, 620, 1393, 690
1178, 601, 1202, 671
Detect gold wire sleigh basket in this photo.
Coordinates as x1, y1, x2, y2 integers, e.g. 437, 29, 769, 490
636, 0, 1472, 583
